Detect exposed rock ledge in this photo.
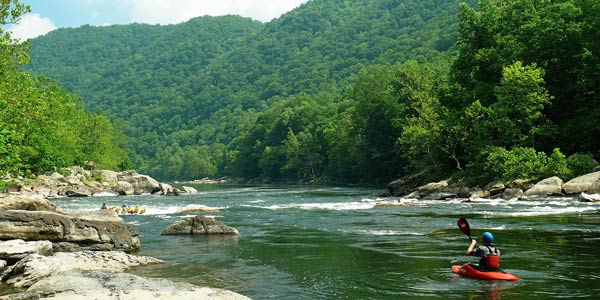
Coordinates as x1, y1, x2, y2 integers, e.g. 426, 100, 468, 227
0, 210, 139, 252
2, 167, 197, 198
385, 171, 600, 201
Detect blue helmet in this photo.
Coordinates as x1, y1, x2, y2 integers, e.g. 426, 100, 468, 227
483, 232, 494, 243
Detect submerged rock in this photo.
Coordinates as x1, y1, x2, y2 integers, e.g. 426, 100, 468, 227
162, 216, 239, 235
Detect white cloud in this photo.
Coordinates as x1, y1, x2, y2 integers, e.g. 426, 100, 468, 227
8, 13, 57, 41
124, 0, 307, 24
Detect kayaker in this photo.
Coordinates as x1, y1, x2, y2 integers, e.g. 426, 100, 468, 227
466, 231, 500, 271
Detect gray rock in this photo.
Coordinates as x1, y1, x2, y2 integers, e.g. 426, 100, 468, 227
469, 187, 490, 199
1, 251, 163, 288
563, 171, 600, 194
175, 204, 220, 214
525, 176, 564, 197
484, 180, 505, 196
386, 169, 430, 196
0, 196, 59, 212
181, 186, 198, 194
0, 210, 140, 252
117, 170, 161, 195
0, 240, 53, 264
579, 192, 600, 202
493, 188, 524, 200
1, 270, 251, 300
112, 181, 134, 195
416, 180, 448, 195
162, 216, 239, 235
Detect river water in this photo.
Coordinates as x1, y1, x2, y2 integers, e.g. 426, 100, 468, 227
52, 185, 600, 300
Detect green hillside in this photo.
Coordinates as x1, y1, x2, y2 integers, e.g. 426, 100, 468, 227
24, 0, 599, 184
26, 0, 472, 182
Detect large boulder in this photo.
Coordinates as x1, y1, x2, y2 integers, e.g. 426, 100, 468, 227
386, 169, 430, 196
0, 196, 59, 212
0, 210, 140, 252
484, 180, 506, 196
175, 204, 220, 214
117, 170, 161, 195
2, 270, 251, 300
1, 251, 163, 288
0, 240, 53, 264
492, 188, 524, 200
563, 171, 600, 194
162, 216, 239, 235
112, 181, 135, 195
416, 180, 449, 198
525, 176, 564, 197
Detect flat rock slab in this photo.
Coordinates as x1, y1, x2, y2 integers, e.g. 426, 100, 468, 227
0, 270, 251, 300
2, 251, 163, 288
0, 240, 52, 264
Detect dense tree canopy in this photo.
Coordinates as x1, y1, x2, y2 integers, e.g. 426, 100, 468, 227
1, 0, 128, 182
20, 0, 600, 184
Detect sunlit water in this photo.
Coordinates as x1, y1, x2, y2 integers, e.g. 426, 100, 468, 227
51, 185, 600, 300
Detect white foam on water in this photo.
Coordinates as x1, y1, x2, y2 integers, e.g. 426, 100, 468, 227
243, 201, 376, 211
345, 229, 424, 236
489, 206, 597, 217
247, 199, 266, 204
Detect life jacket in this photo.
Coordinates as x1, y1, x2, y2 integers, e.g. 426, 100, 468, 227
484, 245, 500, 269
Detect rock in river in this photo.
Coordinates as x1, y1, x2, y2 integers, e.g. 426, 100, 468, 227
162, 216, 239, 235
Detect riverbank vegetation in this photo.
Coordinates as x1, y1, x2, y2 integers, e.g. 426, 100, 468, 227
14, 0, 600, 185
0, 0, 129, 186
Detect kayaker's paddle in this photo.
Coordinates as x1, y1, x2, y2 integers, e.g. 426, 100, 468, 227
457, 218, 472, 241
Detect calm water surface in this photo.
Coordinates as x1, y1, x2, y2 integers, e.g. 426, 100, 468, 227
53, 185, 600, 300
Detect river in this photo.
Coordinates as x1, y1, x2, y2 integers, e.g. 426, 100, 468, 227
52, 185, 600, 300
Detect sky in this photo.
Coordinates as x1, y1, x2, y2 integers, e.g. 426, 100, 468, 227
7, 0, 308, 41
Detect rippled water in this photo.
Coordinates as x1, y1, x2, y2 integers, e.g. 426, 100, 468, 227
52, 185, 600, 300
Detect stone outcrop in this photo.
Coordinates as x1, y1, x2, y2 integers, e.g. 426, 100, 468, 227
386, 169, 430, 196
117, 170, 161, 195
181, 186, 198, 194
0, 210, 140, 252
2, 168, 174, 198
563, 171, 600, 194
1, 270, 251, 300
175, 204, 220, 214
0, 240, 52, 264
162, 216, 239, 235
0, 195, 59, 212
1, 251, 163, 288
524, 176, 564, 197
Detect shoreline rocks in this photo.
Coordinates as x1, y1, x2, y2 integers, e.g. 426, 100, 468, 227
0, 193, 251, 300
2, 168, 198, 199
384, 171, 600, 202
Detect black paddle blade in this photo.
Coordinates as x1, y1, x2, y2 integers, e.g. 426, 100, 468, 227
457, 218, 472, 240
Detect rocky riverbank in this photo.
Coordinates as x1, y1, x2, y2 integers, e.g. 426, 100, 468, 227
2, 167, 198, 198
0, 191, 249, 299
383, 170, 600, 201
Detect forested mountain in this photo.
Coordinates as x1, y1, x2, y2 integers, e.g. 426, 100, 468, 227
25, 0, 599, 184
26, 0, 472, 182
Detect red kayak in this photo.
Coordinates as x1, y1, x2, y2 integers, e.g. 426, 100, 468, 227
452, 264, 520, 281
